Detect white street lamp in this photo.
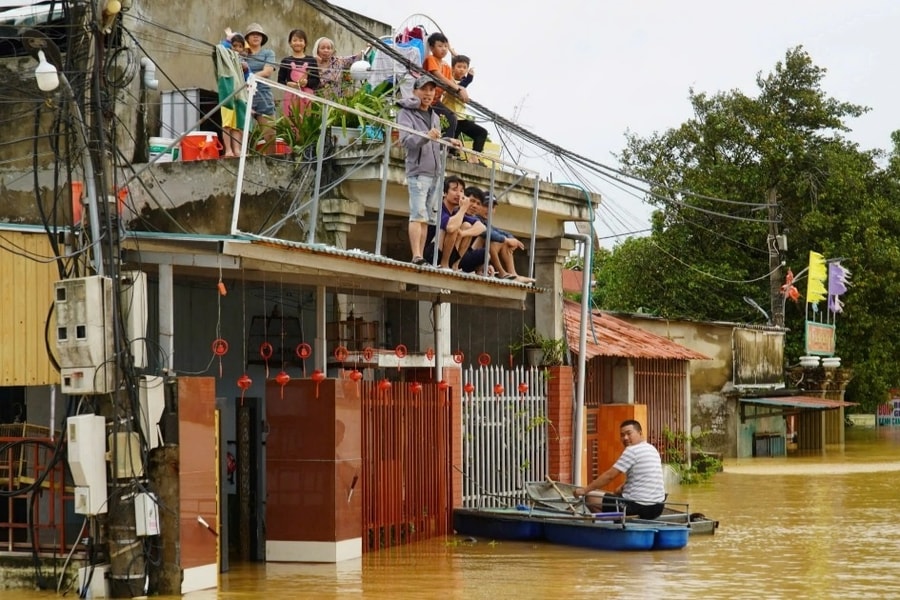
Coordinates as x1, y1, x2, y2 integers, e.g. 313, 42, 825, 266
34, 50, 59, 92
23, 32, 104, 276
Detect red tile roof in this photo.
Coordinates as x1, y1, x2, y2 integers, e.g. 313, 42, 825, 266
563, 300, 710, 360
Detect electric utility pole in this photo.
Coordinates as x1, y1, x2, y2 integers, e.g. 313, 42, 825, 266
767, 187, 785, 328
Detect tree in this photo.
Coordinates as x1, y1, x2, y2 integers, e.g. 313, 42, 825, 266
598, 46, 900, 410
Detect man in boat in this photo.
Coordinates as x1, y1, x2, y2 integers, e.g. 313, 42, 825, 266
573, 419, 667, 519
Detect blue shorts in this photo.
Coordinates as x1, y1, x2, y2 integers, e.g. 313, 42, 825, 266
252, 86, 275, 117
408, 175, 439, 224
459, 248, 486, 273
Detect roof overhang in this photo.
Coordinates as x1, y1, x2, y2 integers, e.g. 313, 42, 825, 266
738, 395, 856, 423
739, 396, 856, 409
121, 235, 536, 309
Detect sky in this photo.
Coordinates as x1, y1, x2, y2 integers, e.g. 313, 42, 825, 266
334, 0, 900, 246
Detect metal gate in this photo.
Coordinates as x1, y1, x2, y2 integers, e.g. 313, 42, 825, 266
360, 380, 451, 552
460, 366, 548, 507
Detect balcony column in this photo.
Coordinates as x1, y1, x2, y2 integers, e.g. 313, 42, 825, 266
321, 198, 363, 250
532, 237, 575, 340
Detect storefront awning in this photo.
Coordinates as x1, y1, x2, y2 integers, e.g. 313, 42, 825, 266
739, 396, 856, 409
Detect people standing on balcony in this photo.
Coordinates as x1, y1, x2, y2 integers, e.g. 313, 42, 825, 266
244, 23, 276, 146
217, 29, 250, 157
397, 75, 462, 266
423, 33, 467, 144
277, 29, 318, 118
311, 37, 366, 99
443, 55, 486, 164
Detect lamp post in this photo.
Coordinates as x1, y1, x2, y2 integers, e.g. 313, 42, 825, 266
22, 29, 105, 276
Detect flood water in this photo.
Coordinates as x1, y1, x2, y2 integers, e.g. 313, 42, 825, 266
5, 427, 899, 599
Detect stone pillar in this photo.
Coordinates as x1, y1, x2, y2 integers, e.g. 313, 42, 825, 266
546, 366, 574, 483
265, 378, 362, 562
533, 237, 575, 340
321, 198, 363, 250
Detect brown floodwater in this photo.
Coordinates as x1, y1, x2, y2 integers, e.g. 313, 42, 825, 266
5, 427, 899, 599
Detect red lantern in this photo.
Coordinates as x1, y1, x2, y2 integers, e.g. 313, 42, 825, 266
212, 338, 229, 356
425, 347, 435, 361
349, 369, 363, 382
478, 352, 491, 366
378, 379, 392, 392
237, 373, 252, 405
212, 338, 229, 378
410, 381, 423, 394
438, 379, 450, 392
259, 342, 274, 377
311, 369, 326, 398
518, 382, 529, 394
464, 382, 475, 395
275, 370, 291, 399
494, 383, 505, 395
295, 343, 312, 377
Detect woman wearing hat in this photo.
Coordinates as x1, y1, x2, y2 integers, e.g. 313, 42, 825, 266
244, 23, 276, 142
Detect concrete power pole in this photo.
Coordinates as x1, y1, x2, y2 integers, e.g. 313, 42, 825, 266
767, 187, 785, 328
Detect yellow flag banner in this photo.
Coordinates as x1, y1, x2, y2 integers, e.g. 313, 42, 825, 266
806, 251, 827, 304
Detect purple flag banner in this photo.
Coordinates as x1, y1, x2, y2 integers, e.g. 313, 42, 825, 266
828, 262, 850, 314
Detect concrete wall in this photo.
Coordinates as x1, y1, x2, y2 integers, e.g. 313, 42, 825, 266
609, 315, 786, 458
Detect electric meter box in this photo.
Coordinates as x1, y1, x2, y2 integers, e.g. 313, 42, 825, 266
120, 271, 148, 369
67, 414, 108, 515
55, 276, 116, 395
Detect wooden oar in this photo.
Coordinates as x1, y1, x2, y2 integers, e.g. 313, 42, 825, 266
545, 476, 578, 514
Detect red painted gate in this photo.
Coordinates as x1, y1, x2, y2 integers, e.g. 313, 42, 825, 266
360, 381, 452, 552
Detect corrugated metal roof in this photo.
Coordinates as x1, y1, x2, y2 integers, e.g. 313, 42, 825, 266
739, 396, 856, 409
563, 300, 710, 360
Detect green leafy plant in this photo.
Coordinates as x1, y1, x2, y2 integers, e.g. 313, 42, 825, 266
660, 426, 722, 484
333, 80, 392, 133
256, 80, 394, 156
509, 326, 569, 366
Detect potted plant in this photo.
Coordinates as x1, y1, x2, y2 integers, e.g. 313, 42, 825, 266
331, 80, 393, 145
510, 326, 568, 367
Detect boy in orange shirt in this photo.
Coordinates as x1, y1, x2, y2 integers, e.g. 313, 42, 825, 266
423, 32, 468, 142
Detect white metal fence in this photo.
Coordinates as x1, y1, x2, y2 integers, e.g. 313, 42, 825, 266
460, 366, 549, 508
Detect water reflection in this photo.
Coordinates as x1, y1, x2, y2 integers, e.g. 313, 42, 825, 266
6, 427, 899, 599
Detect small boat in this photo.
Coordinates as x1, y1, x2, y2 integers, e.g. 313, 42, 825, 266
452, 506, 545, 542
524, 480, 719, 536
452, 506, 689, 551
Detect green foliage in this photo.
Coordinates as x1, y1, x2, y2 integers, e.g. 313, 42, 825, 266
509, 326, 568, 366
597, 45, 900, 411
660, 427, 721, 484
265, 81, 393, 156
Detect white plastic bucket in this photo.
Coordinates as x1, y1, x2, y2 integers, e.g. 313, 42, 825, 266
149, 136, 178, 162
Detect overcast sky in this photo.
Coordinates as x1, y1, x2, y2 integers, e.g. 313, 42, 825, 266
335, 0, 900, 245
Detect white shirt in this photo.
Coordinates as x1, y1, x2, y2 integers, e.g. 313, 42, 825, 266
613, 440, 667, 504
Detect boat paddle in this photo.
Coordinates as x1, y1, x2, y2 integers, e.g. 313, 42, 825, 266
546, 476, 578, 514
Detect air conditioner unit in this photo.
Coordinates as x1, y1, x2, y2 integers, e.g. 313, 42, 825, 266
55, 276, 116, 394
